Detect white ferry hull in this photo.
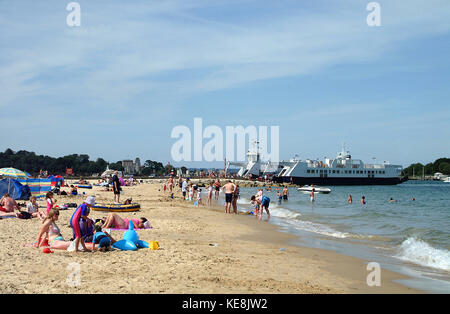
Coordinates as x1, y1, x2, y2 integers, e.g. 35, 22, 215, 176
276, 176, 406, 186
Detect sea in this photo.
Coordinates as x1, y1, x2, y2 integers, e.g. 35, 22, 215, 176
232, 180, 450, 293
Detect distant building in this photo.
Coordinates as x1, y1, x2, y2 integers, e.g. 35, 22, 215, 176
135, 158, 142, 174
122, 158, 143, 176
122, 160, 134, 175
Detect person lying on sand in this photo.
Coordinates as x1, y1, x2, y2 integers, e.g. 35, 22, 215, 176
102, 213, 151, 230
0, 193, 20, 214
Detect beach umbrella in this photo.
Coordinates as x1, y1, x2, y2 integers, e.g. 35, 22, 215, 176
0, 167, 30, 180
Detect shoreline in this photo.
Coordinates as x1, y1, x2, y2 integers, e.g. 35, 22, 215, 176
0, 181, 422, 293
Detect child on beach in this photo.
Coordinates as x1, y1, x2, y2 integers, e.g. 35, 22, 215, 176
207, 182, 213, 206
27, 196, 45, 219
92, 224, 116, 252
310, 189, 315, 202
196, 189, 202, 207
46, 191, 56, 216
277, 191, 282, 205
251, 195, 270, 221
189, 185, 194, 201
69, 196, 95, 252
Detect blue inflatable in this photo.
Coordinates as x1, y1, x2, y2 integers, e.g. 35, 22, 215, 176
112, 221, 149, 251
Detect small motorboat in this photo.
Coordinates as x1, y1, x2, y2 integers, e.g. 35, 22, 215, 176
297, 185, 331, 194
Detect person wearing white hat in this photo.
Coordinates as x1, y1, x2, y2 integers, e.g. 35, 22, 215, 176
69, 195, 96, 253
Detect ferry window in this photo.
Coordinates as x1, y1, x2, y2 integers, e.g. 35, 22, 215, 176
337, 170, 340, 174
307, 170, 310, 173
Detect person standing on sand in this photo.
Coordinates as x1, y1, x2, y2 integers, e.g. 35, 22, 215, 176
232, 184, 240, 214
207, 182, 213, 205
70, 196, 96, 253
181, 178, 188, 200
222, 180, 236, 214
214, 179, 221, 200
112, 171, 121, 203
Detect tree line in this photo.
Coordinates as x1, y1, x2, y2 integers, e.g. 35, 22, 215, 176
403, 158, 450, 177
0, 148, 171, 177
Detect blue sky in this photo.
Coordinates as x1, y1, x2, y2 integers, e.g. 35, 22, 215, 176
1, 0, 449, 168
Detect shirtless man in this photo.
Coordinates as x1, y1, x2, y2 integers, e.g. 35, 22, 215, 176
282, 186, 289, 201
222, 180, 236, 214
213, 179, 221, 200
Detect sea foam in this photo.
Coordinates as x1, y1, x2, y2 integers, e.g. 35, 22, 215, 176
395, 237, 450, 271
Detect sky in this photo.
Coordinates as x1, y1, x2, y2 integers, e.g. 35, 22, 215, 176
1, 0, 449, 168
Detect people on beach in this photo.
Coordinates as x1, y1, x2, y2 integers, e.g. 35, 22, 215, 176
0, 193, 19, 213
46, 191, 56, 216
69, 196, 95, 252
361, 196, 366, 205
251, 195, 270, 221
214, 179, 221, 200
232, 184, 240, 214
35, 208, 67, 249
277, 190, 282, 205
222, 180, 236, 214
196, 189, 202, 207
181, 178, 188, 200
92, 224, 116, 252
27, 196, 45, 219
167, 176, 174, 194
389, 197, 398, 203
112, 171, 121, 203
102, 213, 150, 230
69, 185, 78, 196
207, 182, 213, 206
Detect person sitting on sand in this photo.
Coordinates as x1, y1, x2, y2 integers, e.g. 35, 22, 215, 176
27, 196, 45, 219
69, 185, 78, 196
123, 198, 132, 205
92, 224, 116, 252
361, 196, 366, 205
0, 193, 20, 214
102, 213, 151, 230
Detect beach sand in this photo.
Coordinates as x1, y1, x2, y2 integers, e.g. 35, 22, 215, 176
0, 181, 421, 294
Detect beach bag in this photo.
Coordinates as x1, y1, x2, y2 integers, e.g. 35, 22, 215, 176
17, 211, 32, 219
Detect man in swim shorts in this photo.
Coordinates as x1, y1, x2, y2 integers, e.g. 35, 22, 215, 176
222, 180, 236, 214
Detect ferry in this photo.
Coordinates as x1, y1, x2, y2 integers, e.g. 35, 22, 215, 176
274, 145, 407, 186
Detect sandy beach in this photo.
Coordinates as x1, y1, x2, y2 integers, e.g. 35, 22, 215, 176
0, 180, 421, 294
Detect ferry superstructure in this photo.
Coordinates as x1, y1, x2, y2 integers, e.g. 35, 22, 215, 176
274, 146, 406, 185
